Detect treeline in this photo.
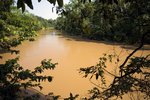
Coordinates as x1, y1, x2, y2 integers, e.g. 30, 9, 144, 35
55, 0, 150, 44
0, 6, 54, 53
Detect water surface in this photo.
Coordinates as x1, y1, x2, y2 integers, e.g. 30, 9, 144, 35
1, 30, 149, 99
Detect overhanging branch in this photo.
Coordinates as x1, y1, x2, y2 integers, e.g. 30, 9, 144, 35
120, 32, 148, 76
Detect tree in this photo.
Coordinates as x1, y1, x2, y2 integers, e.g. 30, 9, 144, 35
0, 58, 57, 99
79, 0, 150, 99
55, 0, 150, 43
0, 6, 53, 55
0, 0, 14, 12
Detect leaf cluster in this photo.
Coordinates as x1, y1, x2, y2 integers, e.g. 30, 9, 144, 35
0, 58, 57, 99
0, 7, 53, 55
16, 0, 64, 12
80, 54, 115, 80
64, 93, 79, 100
55, 0, 150, 44
80, 54, 150, 99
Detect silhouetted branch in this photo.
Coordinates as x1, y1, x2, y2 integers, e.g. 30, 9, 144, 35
120, 32, 148, 76
89, 79, 107, 89
102, 67, 119, 77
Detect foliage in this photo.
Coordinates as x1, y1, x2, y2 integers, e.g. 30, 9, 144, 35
0, 0, 14, 12
0, 6, 53, 55
0, 58, 57, 100
16, 0, 64, 12
45, 92, 61, 100
55, 0, 150, 44
55, 0, 94, 36
80, 53, 150, 99
64, 93, 79, 100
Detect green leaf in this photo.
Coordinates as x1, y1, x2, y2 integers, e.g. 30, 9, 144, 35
38, 86, 43, 90
48, 76, 53, 82
53, 0, 57, 5
47, 0, 54, 4
24, 0, 33, 9
17, 0, 25, 12
17, 0, 22, 8
0, 56, 2, 59
114, 0, 118, 4
57, 0, 63, 7
96, 73, 99, 80
47, 0, 57, 6
98, 70, 103, 76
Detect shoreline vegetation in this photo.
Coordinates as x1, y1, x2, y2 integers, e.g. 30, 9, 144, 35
55, 30, 150, 50
0, 6, 54, 54
55, 0, 150, 45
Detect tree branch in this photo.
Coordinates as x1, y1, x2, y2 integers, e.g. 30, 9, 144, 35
102, 67, 119, 77
120, 32, 148, 76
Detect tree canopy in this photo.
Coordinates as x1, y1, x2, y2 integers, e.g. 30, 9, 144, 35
55, 0, 150, 44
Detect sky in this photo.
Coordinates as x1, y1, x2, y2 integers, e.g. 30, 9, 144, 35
24, 0, 70, 19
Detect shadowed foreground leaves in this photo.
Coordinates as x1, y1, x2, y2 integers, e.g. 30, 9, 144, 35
0, 58, 58, 100
80, 53, 150, 99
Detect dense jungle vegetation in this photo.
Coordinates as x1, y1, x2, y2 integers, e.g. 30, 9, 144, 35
0, 0, 150, 100
0, 6, 54, 54
55, 0, 150, 44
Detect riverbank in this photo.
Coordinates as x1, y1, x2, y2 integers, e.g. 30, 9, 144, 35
56, 30, 150, 50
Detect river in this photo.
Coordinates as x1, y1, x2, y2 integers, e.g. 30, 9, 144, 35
0, 30, 150, 99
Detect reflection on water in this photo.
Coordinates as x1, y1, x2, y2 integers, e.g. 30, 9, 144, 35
0, 30, 150, 99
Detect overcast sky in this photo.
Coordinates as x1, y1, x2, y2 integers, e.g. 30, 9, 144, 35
24, 0, 70, 19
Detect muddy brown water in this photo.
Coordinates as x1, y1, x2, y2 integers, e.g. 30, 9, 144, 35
0, 30, 150, 99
